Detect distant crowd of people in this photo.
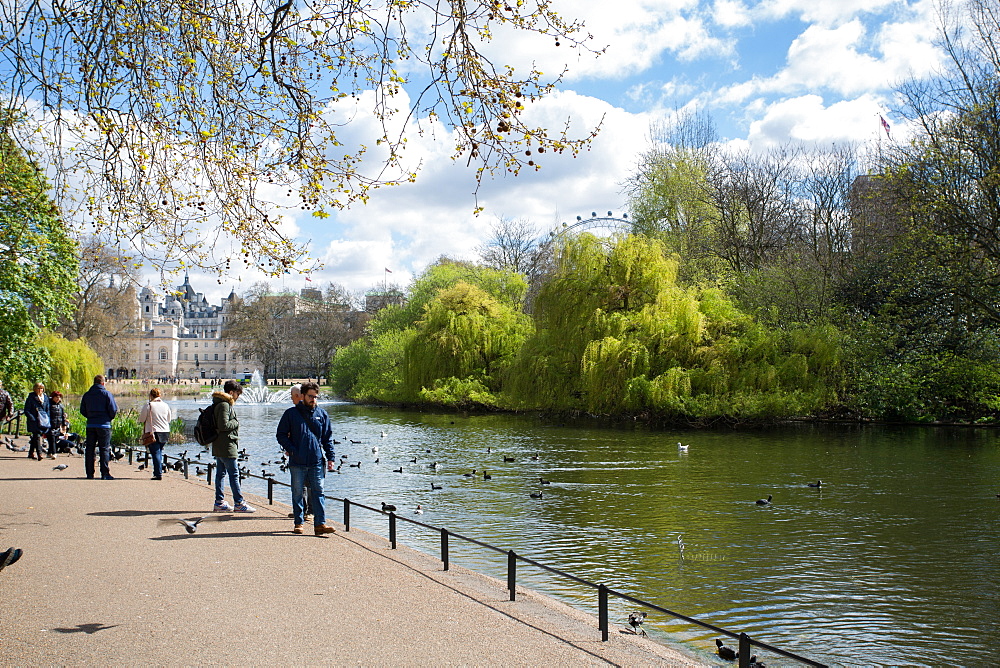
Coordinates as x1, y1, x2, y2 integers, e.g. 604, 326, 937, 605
2, 375, 338, 536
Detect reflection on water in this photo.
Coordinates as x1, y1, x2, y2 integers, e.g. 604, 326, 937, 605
154, 396, 1000, 666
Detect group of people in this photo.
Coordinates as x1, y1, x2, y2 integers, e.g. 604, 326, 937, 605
5, 374, 338, 535
207, 379, 337, 535
9, 381, 71, 462
6, 375, 120, 479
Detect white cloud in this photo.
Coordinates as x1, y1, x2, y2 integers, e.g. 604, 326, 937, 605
757, 0, 897, 26
468, 0, 735, 82
713, 0, 752, 28
295, 90, 652, 296
744, 93, 895, 148
715, 12, 942, 103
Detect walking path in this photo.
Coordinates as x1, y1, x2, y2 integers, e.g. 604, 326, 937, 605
0, 449, 704, 666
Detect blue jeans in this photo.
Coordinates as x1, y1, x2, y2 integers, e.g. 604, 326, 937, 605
289, 464, 326, 526
148, 433, 167, 478
215, 457, 244, 506
85, 427, 111, 478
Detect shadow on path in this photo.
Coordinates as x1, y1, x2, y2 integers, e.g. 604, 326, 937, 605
50, 623, 119, 634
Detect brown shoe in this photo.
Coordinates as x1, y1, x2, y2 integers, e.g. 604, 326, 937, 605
293, 525, 304, 534
314, 524, 336, 536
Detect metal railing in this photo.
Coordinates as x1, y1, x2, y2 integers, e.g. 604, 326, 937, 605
2, 410, 24, 436
125, 446, 825, 667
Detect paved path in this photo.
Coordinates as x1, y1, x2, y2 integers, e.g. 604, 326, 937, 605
0, 448, 704, 666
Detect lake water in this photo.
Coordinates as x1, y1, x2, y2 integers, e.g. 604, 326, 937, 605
151, 396, 1000, 666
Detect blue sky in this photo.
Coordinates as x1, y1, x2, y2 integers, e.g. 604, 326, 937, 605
180, 0, 946, 301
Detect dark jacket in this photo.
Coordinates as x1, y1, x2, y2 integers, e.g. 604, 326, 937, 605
276, 402, 334, 467
48, 401, 68, 432
211, 391, 239, 459
24, 392, 51, 433
0, 388, 12, 421
80, 383, 118, 428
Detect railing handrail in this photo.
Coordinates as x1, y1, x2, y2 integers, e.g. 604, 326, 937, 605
130, 446, 826, 667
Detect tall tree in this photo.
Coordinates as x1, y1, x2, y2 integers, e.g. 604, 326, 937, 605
0, 118, 78, 391
404, 281, 531, 399
625, 108, 721, 284
886, 0, 1000, 325
1, 0, 601, 275
286, 282, 369, 379
707, 147, 803, 276
57, 238, 141, 366
477, 216, 541, 275
222, 283, 295, 380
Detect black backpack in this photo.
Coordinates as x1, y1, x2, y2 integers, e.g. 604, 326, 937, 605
193, 405, 218, 446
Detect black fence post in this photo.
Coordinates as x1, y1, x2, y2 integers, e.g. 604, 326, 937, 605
343, 498, 351, 532
599, 584, 609, 641
440, 528, 449, 571
267, 477, 274, 504
389, 512, 397, 549
127, 448, 134, 465
207, 463, 213, 484
507, 550, 517, 601
183, 458, 189, 479
739, 633, 751, 668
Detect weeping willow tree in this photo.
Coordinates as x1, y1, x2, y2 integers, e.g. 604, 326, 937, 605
505, 233, 842, 421
404, 281, 532, 407
329, 328, 415, 403
331, 259, 530, 403
37, 331, 103, 394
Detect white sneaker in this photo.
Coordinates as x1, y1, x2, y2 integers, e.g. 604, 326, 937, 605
233, 503, 255, 513
213, 502, 233, 512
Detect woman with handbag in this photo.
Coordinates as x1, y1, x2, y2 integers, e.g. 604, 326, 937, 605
138, 388, 172, 480
24, 382, 51, 460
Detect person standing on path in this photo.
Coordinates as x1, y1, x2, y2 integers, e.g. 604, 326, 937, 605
286, 384, 311, 520
138, 388, 172, 480
80, 375, 118, 479
276, 382, 336, 536
46, 391, 69, 458
211, 380, 255, 513
0, 380, 13, 428
24, 383, 50, 460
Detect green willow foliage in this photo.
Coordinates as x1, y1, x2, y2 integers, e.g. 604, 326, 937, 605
37, 331, 103, 394
334, 234, 842, 421
0, 120, 78, 393
505, 234, 842, 420
330, 328, 415, 403
332, 261, 530, 404
404, 282, 531, 406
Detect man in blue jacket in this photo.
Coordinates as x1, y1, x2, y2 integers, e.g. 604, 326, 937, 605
80, 375, 118, 480
276, 381, 336, 536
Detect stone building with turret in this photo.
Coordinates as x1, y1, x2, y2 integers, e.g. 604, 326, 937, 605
110, 274, 254, 381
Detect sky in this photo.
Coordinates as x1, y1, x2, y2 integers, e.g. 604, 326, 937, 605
162, 0, 947, 303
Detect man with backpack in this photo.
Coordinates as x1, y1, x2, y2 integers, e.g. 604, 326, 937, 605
211, 380, 255, 513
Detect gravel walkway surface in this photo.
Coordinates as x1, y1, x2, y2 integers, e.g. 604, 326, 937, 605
1, 447, 704, 666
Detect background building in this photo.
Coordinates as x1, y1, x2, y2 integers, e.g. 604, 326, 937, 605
110, 273, 251, 381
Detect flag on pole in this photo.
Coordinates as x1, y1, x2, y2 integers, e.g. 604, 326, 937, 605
385, 268, 392, 273
305, 276, 312, 282
880, 115, 891, 138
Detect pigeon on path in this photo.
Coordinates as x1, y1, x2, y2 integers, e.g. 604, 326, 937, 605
158, 515, 229, 534
628, 611, 647, 636
0, 547, 23, 572
53, 463, 69, 471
